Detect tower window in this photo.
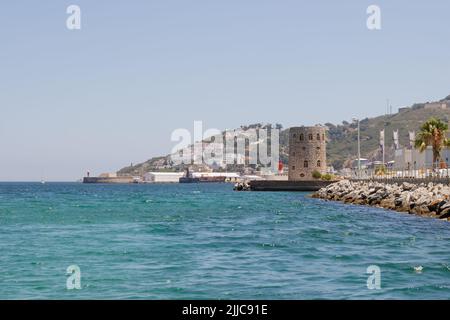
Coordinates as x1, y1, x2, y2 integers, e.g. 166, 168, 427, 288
304, 161, 308, 168
317, 133, 320, 140
317, 160, 321, 167
308, 134, 313, 140
299, 134, 304, 141
292, 166, 295, 170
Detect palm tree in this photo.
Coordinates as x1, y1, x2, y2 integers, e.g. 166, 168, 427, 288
414, 117, 450, 167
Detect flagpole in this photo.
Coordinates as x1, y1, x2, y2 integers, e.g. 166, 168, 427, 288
412, 142, 414, 178
379, 128, 385, 178
382, 130, 385, 167
353, 118, 361, 179
410, 131, 415, 178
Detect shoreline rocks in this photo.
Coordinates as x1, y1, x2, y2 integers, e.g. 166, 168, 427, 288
312, 180, 450, 221
234, 181, 251, 191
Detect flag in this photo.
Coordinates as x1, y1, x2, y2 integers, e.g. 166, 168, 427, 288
409, 131, 415, 149
393, 130, 399, 150
278, 160, 284, 173
379, 129, 385, 151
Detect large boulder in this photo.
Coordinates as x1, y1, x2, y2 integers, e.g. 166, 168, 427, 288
428, 199, 446, 212
439, 209, 450, 219
438, 202, 450, 213
402, 182, 415, 191
380, 198, 396, 210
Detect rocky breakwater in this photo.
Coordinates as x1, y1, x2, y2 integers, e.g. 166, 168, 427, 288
312, 180, 450, 221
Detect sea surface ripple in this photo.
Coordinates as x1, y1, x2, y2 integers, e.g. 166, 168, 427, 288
0, 182, 449, 299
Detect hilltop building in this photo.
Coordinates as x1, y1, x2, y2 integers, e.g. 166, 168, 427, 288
288, 126, 327, 181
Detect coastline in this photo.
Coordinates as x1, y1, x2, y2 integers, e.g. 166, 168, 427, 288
312, 180, 450, 221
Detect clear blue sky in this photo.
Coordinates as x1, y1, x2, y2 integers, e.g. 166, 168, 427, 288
1, 1, 449, 181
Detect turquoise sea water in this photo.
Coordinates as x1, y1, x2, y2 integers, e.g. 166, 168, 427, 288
0, 182, 449, 299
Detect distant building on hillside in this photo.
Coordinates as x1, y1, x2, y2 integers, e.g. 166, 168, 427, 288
398, 106, 411, 113
424, 101, 449, 110
288, 126, 327, 181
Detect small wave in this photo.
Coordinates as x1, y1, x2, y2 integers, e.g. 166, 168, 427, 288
413, 265, 424, 273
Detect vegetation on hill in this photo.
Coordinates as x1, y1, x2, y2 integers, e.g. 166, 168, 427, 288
325, 106, 450, 169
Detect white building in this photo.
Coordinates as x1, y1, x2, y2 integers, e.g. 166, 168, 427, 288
143, 172, 184, 183
424, 101, 449, 110
351, 158, 369, 169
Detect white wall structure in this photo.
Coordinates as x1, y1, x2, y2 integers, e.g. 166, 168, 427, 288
394, 146, 450, 170
99, 172, 117, 178
143, 172, 185, 183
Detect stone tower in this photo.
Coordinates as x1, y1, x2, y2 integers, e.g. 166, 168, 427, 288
288, 126, 327, 181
